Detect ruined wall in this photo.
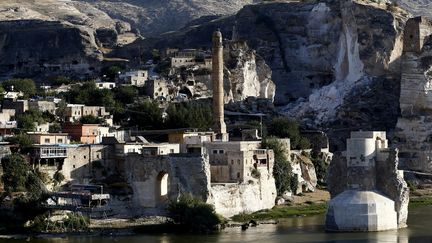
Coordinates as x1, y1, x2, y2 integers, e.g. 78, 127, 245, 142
208, 167, 276, 217
376, 149, 409, 228
393, 17, 432, 172
123, 154, 211, 216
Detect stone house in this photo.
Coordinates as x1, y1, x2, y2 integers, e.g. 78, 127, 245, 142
2, 99, 28, 115
168, 131, 214, 153
29, 100, 56, 114
32, 144, 116, 184
145, 79, 169, 99
95, 82, 116, 89
62, 123, 99, 144
117, 70, 148, 87
65, 104, 112, 125
27, 132, 70, 145
205, 141, 274, 183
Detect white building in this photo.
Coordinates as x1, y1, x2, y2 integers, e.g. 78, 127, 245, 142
117, 70, 148, 87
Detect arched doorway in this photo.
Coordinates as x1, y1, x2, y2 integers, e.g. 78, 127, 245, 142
156, 171, 169, 204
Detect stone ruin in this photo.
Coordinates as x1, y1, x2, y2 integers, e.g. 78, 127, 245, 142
326, 131, 409, 231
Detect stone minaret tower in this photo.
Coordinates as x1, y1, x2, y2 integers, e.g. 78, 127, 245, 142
212, 30, 228, 141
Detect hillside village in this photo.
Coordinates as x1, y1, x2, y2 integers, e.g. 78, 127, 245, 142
0, 31, 333, 232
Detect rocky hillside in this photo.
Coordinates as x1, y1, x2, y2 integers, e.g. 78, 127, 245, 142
78, 0, 254, 36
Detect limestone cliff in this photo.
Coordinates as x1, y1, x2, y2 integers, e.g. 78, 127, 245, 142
224, 41, 276, 102
0, 20, 102, 79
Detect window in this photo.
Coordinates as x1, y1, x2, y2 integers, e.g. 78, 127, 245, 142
231, 160, 234, 165
238, 159, 240, 165
44, 138, 50, 143
170, 149, 174, 153
97, 154, 100, 159
218, 150, 224, 154
57, 139, 63, 143
212, 150, 218, 154
84, 156, 86, 159
73, 165, 76, 168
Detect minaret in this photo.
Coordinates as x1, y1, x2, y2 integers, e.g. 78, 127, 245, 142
212, 30, 228, 141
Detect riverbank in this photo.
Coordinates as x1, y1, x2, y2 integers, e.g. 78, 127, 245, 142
231, 189, 432, 222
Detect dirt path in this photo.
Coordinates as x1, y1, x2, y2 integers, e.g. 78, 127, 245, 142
293, 189, 330, 205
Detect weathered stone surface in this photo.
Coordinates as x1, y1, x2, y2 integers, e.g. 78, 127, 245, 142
0, 20, 102, 79
327, 153, 347, 198
290, 151, 318, 194
121, 153, 276, 218
224, 41, 276, 102
123, 154, 211, 216
393, 17, 432, 173
376, 148, 409, 228
326, 190, 398, 232
208, 168, 276, 217
326, 131, 408, 231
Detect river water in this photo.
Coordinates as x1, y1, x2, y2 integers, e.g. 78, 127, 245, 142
3, 206, 432, 243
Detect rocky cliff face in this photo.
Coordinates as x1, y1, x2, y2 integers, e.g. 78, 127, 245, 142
0, 20, 102, 79
78, 0, 253, 37
224, 41, 275, 102
121, 0, 408, 149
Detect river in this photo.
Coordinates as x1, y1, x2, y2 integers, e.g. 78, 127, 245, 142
2, 206, 432, 243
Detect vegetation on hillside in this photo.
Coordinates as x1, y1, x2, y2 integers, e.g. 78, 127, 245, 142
1, 79, 36, 98
262, 137, 297, 195
168, 194, 223, 233
267, 117, 310, 149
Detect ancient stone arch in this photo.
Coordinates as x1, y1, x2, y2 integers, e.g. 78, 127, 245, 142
156, 171, 169, 205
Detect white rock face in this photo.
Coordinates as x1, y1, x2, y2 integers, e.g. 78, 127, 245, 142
326, 190, 398, 232
282, 1, 367, 124
224, 41, 276, 102
208, 169, 276, 217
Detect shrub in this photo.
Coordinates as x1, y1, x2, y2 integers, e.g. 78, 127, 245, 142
1, 78, 36, 98
262, 137, 296, 195
267, 117, 310, 149
311, 152, 329, 184
251, 168, 261, 179
53, 171, 65, 184
1, 154, 29, 193
168, 194, 222, 233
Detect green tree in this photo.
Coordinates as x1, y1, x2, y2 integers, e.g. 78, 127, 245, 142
113, 86, 138, 105
1, 154, 29, 193
102, 66, 123, 82
63, 82, 119, 112
48, 76, 71, 86
5, 134, 33, 151
165, 102, 212, 130
128, 100, 164, 129
49, 122, 62, 133
1, 79, 36, 98
262, 136, 297, 195
16, 109, 46, 131
268, 117, 310, 149
168, 194, 222, 233
80, 115, 105, 124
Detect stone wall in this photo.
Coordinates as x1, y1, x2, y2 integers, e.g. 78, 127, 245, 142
394, 17, 432, 172
122, 154, 211, 216
208, 168, 276, 217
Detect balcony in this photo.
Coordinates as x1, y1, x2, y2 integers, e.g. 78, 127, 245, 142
37, 147, 67, 158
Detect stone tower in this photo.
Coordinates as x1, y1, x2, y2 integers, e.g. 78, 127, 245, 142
393, 17, 432, 172
212, 30, 228, 141
326, 131, 409, 232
